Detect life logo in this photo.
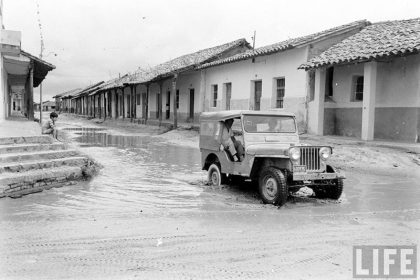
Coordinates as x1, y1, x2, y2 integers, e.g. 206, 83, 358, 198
353, 245, 417, 278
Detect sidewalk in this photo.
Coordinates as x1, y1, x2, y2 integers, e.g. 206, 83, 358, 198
300, 134, 420, 154
0, 118, 41, 138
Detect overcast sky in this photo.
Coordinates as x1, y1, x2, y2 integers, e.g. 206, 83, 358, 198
4, 0, 420, 101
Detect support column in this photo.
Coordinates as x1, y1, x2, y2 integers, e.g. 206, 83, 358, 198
108, 91, 111, 118
130, 86, 134, 122
27, 64, 34, 121
158, 81, 163, 126
361, 61, 378, 141
134, 85, 137, 120
122, 90, 125, 119
112, 89, 116, 118
312, 68, 326, 135
172, 74, 178, 128
103, 92, 106, 120
145, 84, 149, 124
199, 70, 206, 112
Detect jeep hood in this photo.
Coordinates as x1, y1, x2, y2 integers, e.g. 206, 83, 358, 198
246, 144, 291, 156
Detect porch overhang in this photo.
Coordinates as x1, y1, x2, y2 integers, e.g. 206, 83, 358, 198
3, 50, 55, 87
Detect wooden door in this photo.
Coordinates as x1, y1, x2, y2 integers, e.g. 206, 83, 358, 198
254, 81, 262, 111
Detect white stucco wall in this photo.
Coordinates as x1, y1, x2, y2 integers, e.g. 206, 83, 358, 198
323, 54, 420, 109
148, 71, 202, 122
308, 54, 420, 140
202, 47, 309, 129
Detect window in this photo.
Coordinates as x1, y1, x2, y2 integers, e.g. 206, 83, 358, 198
275, 78, 285, 108
136, 93, 141, 105
176, 90, 180, 109
243, 115, 296, 133
212, 85, 218, 107
352, 76, 364, 101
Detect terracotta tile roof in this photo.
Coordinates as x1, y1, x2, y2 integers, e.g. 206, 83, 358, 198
300, 18, 420, 69
127, 38, 250, 84
53, 88, 82, 98
71, 81, 104, 99
198, 20, 369, 69
91, 74, 131, 94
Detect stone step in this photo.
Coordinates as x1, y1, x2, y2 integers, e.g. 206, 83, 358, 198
0, 136, 54, 145
0, 149, 80, 163
0, 166, 83, 197
0, 143, 67, 154
0, 156, 88, 174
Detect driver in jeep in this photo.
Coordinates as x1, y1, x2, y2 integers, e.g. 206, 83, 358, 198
221, 118, 244, 162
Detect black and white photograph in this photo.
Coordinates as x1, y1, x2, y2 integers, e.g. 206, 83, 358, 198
0, 0, 419, 279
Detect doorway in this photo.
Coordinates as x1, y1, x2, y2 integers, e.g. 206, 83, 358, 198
254, 80, 262, 111
166, 91, 171, 119
142, 93, 147, 119
224, 83, 231, 110
189, 89, 194, 120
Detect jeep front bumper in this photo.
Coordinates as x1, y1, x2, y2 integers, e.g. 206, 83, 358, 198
293, 171, 345, 181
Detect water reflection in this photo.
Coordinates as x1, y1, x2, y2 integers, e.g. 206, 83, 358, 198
35, 128, 208, 216
62, 127, 105, 132
75, 131, 151, 148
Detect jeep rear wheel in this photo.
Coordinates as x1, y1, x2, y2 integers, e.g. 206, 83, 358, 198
208, 163, 227, 186
258, 167, 288, 206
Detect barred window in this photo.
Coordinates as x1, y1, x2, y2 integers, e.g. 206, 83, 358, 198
212, 85, 218, 107
352, 76, 364, 101
275, 78, 285, 108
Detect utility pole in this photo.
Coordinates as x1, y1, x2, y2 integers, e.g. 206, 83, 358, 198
37, 0, 44, 125
39, 50, 44, 125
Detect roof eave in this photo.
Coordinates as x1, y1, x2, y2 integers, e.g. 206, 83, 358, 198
300, 49, 420, 70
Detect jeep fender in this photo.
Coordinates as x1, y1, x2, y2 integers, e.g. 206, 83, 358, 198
250, 157, 292, 179
203, 153, 219, 171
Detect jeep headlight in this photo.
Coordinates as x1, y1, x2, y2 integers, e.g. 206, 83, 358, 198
289, 147, 301, 161
319, 147, 331, 161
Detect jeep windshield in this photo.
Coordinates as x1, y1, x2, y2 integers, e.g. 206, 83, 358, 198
243, 115, 296, 133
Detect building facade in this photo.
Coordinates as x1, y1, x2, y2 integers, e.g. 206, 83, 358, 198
198, 20, 368, 131
301, 18, 420, 142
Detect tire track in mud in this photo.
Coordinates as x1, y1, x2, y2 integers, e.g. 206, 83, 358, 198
1, 228, 371, 280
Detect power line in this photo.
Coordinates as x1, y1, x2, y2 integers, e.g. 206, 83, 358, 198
36, 0, 44, 57
35, 0, 44, 125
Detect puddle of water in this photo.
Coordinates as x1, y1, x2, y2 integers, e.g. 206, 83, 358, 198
62, 127, 105, 132
74, 131, 152, 148
2, 126, 419, 222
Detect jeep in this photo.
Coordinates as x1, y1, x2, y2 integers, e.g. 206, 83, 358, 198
199, 110, 345, 206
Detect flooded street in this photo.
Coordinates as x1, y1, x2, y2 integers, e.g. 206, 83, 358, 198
0, 123, 419, 279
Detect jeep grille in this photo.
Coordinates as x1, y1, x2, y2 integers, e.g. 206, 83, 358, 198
299, 147, 321, 172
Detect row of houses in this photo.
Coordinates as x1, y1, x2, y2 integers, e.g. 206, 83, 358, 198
54, 18, 420, 143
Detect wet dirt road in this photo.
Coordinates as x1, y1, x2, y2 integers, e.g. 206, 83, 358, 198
0, 125, 419, 280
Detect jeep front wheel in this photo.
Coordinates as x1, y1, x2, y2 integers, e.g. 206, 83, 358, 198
258, 167, 288, 206
328, 178, 343, 199
208, 163, 227, 186
313, 178, 343, 200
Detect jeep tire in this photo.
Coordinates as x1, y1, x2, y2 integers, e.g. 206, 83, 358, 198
313, 178, 343, 200
258, 167, 288, 206
208, 163, 227, 186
